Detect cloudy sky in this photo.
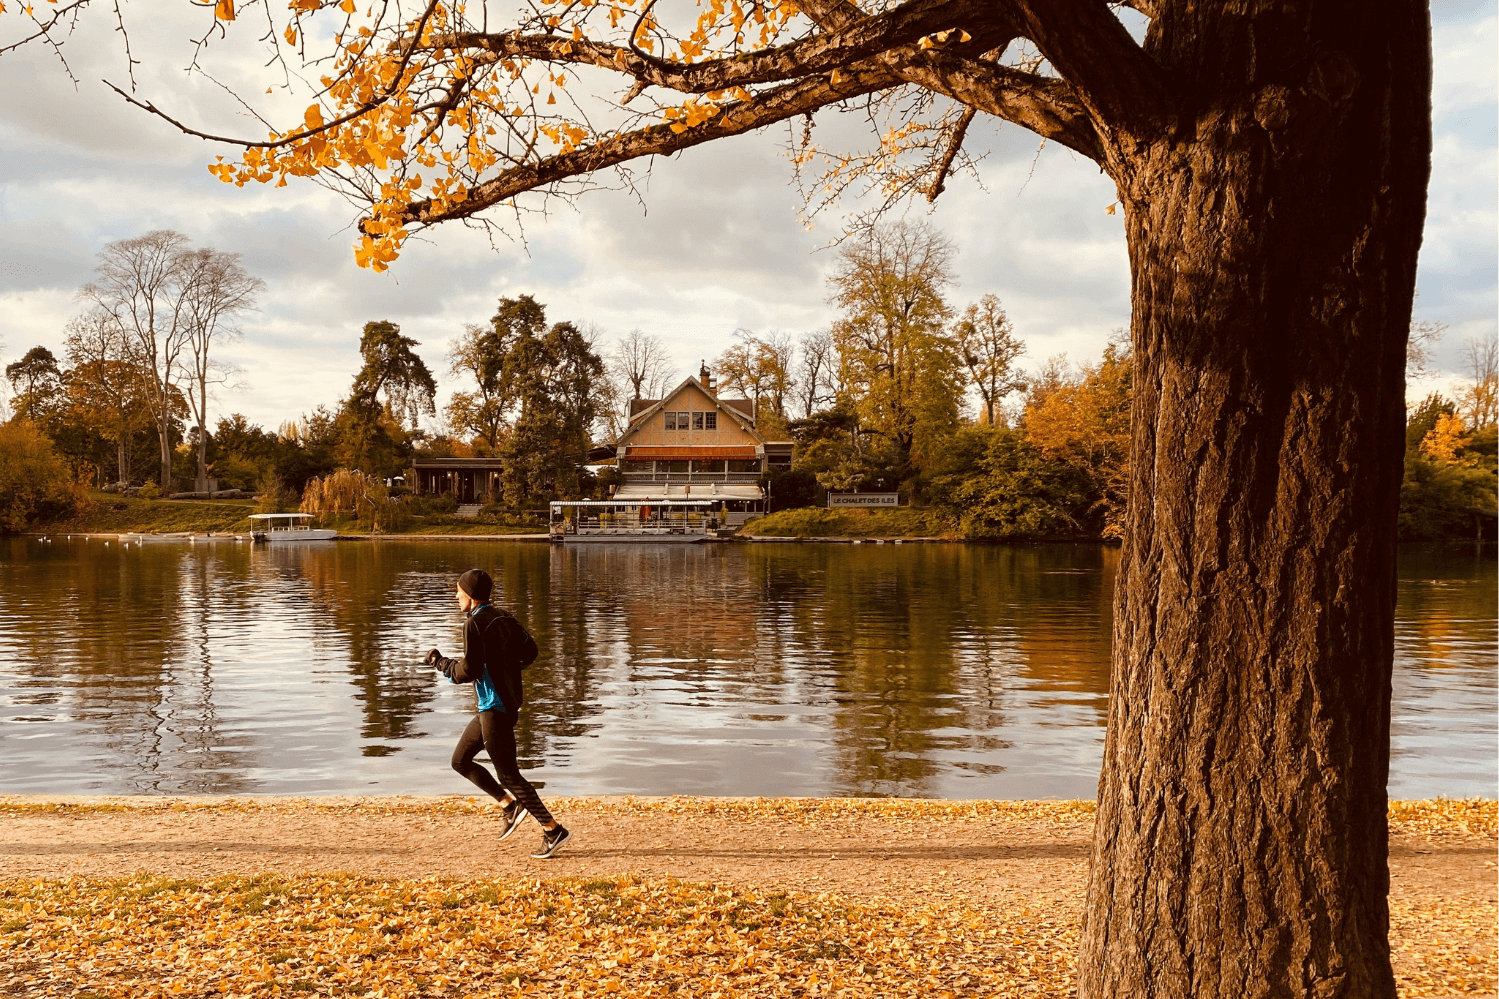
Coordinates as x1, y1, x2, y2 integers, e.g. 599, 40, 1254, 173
1, 1, 1493, 432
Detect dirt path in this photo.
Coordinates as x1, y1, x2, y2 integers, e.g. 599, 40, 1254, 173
1, 796, 1493, 997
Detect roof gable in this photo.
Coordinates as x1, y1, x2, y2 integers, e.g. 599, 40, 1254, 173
619, 377, 762, 445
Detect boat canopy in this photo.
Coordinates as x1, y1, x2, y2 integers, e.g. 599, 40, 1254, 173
248, 513, 315, 520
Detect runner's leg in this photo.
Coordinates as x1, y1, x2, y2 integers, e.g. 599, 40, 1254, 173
480, 709, 555, 825
451, 714, 510, 803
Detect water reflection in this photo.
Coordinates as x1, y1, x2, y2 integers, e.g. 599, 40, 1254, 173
0, 538, 1492, 799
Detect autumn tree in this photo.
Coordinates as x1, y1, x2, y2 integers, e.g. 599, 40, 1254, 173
4, 346, 63, 424
10, 0, 1436, 990
499, 312, 606, 503
337, 321, 437, 478
1023, 342, 1132, 538
830, 221, 963, 463
955, 294, 1025, 426
446, 307, 528, 454
64, 312, 154, 486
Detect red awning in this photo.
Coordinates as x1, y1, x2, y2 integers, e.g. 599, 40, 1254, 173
625, 446, 759, 459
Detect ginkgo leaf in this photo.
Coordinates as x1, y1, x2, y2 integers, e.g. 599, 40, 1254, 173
214, 0, 235, 20
339, 0, 356, 11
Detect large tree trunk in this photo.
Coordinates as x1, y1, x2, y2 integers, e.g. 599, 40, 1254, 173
1079, 3, 1431, 996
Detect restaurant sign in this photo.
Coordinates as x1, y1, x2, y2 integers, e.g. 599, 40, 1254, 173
826, 493, 900, 508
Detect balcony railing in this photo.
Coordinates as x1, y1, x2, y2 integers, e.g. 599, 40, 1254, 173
622, 471, 762, 483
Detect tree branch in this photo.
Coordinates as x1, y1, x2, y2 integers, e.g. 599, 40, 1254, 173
392, 58, 906, 229
442, 0, 1006, 96
926, 105, 976, 201
1004, 0, 1171, 140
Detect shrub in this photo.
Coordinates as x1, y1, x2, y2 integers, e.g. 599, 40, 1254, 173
136, 480, 162, 500
302, 468, 407, 532
0, 422, 79, 531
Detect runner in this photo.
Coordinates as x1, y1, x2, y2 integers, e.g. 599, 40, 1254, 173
425, 568, 572, 859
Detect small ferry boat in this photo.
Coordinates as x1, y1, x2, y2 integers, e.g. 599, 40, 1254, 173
248, 512, 338, 543
549, 499, 717, 543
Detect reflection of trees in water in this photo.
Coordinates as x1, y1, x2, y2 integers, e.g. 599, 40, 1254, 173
259, 542, 437, 743
0, 539, 258, 793
747, 544, 1116, 796
1394, 544, 1498, 668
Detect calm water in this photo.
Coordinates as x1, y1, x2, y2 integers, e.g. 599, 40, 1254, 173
0, 538, 1492, 800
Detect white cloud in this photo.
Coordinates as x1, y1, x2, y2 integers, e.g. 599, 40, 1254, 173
0, 6, 1492, 433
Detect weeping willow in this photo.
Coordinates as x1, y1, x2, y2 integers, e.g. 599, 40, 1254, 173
300, 468, 406, 533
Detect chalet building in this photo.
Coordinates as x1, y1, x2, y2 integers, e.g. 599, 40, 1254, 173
614, 363, 793, 526
411, 457, 504, 503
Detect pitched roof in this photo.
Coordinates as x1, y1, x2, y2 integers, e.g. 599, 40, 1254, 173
620, 376, 761, 440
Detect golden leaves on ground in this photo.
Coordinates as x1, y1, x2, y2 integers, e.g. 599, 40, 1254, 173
2, 872, 1072, 998
1392, 896, 1499, 998
4, 796, 1491, 837
1388, 798, 1497, 839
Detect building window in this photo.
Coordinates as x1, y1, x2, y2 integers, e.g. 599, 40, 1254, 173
664, 412, 677, 430
728, 459, 761, 473
692, 460, 725, 474
622, 460, 653, 473
693, 412, 704, 430
704, 412, 717, 430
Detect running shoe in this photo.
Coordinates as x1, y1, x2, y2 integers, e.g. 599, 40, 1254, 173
498, 801, 528, 841
531, 824, 572, 859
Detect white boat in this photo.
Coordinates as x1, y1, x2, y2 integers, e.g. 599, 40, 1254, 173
549, 499, 717, 543
248, 512, 338, 543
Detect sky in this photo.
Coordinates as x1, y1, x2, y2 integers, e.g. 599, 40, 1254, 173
0, 1, 1494, 433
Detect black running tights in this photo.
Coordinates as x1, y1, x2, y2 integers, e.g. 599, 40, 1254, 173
450, 709, 554, 825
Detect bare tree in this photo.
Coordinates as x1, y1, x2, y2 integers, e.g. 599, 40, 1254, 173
1459, 336, 1498, 430
178, 248, 264, 492
716, 329, 798, 417
956, 294, 1026, 426
83, 230, 195, 490
796, 329, 836, 418
612, 329, 675, 401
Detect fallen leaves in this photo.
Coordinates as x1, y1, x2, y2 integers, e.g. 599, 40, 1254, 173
1, 872, 1073, 998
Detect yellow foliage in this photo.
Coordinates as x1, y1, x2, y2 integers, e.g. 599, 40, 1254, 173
1420, 412, 1474, 466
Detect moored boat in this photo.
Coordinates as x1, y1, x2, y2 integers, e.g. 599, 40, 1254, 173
248, 512, 338, 542
549, 499, 717, 543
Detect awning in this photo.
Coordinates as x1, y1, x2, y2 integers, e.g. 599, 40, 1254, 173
615, 482, 763, 501
624, 446, 759, 459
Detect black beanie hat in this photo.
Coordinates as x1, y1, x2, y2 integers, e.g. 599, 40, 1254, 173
457, 568, 493, 602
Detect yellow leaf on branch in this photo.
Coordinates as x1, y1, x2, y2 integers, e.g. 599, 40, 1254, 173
214, 0, 235, 20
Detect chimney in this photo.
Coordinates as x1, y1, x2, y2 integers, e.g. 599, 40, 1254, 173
700, 360, 716, 397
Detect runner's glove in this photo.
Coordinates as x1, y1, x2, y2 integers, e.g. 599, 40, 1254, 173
424, 648, 442, 666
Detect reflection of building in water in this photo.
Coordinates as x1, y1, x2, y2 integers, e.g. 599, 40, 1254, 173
612, 364, 794, 528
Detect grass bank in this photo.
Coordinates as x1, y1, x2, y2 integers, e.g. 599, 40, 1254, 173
744, 507, 958, 539
35, 492, 258, 535
29, 494, 549, 537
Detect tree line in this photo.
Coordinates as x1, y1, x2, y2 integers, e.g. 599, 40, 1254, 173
3, 222, 1494, 541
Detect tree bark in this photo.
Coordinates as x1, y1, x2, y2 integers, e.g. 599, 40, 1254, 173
1079, 3, 1431, 996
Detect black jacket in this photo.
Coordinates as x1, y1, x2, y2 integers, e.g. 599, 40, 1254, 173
435, 605, 539, 712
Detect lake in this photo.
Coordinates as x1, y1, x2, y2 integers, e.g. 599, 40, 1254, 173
0, 538, 1493, 800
